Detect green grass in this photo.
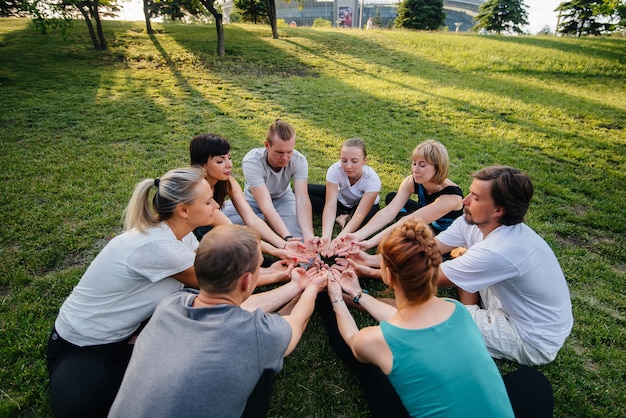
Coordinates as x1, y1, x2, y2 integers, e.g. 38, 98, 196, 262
1, 18, 625, 417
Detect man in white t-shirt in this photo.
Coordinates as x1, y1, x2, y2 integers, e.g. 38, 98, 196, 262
222, 119, 318, 251
436, 165, 573, 366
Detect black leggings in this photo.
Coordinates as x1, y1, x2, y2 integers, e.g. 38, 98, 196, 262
315, 294, 410, 418
315, 294, 554, 418
46, 329, 134, 418
308, 184, 379, 229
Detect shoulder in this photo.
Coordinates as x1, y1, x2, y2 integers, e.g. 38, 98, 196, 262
255, 311, 292, 342
353, 326, 385, 358
327, 161, 342, 172
291, 150, 308, 164
399, 175, 414, 189
362, 165, 380, 177
440, 182, 463, 197
243, 148, 266, 163
227, 176, 244, 193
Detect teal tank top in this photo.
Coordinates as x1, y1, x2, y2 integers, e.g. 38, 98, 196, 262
380, 299, 514, 417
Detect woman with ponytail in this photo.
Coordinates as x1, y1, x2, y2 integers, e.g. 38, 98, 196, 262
46, 167, 219, 418
321, 219, 514, 417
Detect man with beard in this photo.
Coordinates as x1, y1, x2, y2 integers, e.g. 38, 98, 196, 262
436, 166, 573, 367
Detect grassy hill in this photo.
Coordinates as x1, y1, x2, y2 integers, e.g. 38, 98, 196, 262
0, 18, 624, 416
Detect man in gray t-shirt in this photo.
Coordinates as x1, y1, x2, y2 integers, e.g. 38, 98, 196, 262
222, 119, 318, 251
109, 225, 326, 418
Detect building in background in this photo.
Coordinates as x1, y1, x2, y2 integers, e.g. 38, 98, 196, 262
222, 0, 485, 31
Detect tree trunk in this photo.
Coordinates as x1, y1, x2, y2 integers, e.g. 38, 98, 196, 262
143, 0, 153, 34
77, 5, 102, 50
264, 0, 278, 39
92, 0, 107, 50
200, 0, 225, 56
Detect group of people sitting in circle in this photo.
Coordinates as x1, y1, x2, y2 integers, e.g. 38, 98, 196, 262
46, 119, 573, 417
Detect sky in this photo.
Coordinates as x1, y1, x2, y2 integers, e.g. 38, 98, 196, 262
117, 0, 563, 35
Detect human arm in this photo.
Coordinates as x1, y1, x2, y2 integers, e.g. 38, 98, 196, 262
342, 176, 414, 244
256, 259, 295, 287
327, 272, 393, 369
211, 210, 234, 227
293, 179, 317, 251
340, 191, 379, 236
320, 181, 340, 256
329, 268, 397, 322
229, 177, 291, 250
436, 237, 457, 257
367, 192, 462, 249
333, 256, 382, 280
281, 270, 327, 355
241, 266, 312, 312
261, 240, 314, 263
332, 247, 383, 280
248, 184, 292, 240
172, 266, 199, 288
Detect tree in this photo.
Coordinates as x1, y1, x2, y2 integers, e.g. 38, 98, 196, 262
555, 0, 614, 36
474, 0, 529, 34
0, 0, 28, 16
235, 0, 267, 24
264, 0, 278, 38
395, 0, 445, 30
154, 0, 225, 56
25, 0, 120, 49
373, 7, 382, 27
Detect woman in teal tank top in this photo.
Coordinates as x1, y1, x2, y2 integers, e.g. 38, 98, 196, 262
326, 219, 514, 417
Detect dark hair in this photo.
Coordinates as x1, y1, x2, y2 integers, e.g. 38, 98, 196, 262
189, 133, 232, 207
472, 165, 534, 225
194, 225, 261, 293
266, 119, 295, 145
378, 219, 442, 304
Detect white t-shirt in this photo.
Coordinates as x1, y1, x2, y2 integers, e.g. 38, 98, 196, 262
325, 162, 381, 207
242, 147, 308, 200
438, 218, 573, 353
55, 223, 198, 346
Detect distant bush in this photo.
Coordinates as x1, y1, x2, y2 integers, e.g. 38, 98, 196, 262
313, 17, 332, 28
277, 18, 288, 28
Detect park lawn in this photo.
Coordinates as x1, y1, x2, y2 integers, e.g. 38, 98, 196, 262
0, 18, 624, 417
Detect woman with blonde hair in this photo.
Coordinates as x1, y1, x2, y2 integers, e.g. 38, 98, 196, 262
333, 139, 463, 253
47, 167, 219, 417
308, 138, 381, 256
322, 219, 514, 417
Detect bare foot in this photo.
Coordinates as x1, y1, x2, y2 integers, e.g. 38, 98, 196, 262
336, 214, 349, 229
450, 247, 468, 258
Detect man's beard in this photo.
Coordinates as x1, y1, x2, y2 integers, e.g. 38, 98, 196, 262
463, 208, 475, 225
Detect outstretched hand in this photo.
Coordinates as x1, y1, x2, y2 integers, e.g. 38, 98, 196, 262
264, 259, 295, 281
326, 269, 344, 302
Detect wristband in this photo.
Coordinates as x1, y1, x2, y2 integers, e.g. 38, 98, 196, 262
284, 235, 293, 241
353, 289, 369, 304
331, 298, 344, 304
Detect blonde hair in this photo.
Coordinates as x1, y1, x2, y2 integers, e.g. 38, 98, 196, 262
411, 140, 450, 185
266, 119, 295, 145
124, 167, 205, 233
341, 138, 367, 158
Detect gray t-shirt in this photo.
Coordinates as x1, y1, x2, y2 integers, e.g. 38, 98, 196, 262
242, 147, 308, 200
109, 290, 292, 418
